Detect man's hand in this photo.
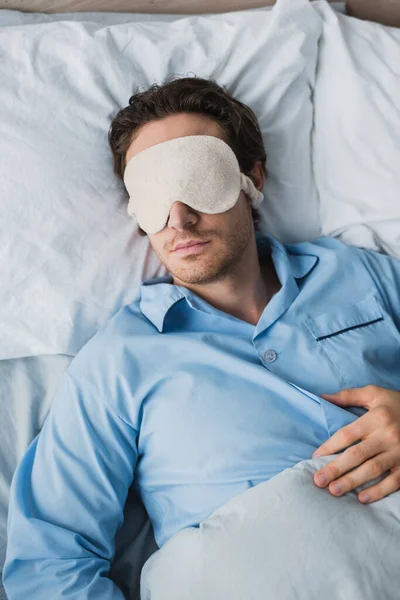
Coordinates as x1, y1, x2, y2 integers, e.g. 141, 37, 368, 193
312, 385, 400, 503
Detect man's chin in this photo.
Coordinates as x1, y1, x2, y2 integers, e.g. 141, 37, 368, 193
170, 264, 228, 286
171, 271, 211, 285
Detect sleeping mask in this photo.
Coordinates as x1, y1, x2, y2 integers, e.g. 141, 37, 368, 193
123, 135, 264, 234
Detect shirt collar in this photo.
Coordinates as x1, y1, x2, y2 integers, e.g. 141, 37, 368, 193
139, 234, 318, 332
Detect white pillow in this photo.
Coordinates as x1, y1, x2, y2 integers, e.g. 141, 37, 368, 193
0, 0, 321, 360
0, 2, 345, 26
0, 6, 272, 26
312, 1, 400, 259
141, 455, 400, 600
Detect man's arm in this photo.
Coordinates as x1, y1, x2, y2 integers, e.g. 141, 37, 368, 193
3, 371, 138, 599
312, 244, 400, 503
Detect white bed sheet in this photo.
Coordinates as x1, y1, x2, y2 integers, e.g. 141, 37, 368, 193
141, 454, 400, 600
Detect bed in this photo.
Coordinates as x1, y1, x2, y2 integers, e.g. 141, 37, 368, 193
0, 0, 399, 598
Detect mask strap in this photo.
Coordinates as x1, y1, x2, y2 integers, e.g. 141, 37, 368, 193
240, 173, 264, 208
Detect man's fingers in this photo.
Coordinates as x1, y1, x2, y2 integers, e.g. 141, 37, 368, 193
317, 451, 395, 497
313, 417, 366, 458
321, 385, 380, 408
314, 436, 379, 487
357, 466, 400, 503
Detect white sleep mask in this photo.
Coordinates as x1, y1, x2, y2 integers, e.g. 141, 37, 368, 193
123, 135, 264, 234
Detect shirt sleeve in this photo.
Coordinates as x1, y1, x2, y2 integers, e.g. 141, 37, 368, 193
3, 371, 138, 599
355, 246, 400, 333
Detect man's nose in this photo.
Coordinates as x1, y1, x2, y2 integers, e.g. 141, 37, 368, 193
167, 201, 198, 230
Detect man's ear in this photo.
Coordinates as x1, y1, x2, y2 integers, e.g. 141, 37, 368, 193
250, 161, 265, 192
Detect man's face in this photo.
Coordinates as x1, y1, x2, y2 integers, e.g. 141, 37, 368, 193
125, 112, 257, 287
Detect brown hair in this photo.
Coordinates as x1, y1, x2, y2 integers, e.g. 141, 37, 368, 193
108, 75, 267, 236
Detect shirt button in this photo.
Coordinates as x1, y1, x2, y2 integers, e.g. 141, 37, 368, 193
264, 349, 277, 363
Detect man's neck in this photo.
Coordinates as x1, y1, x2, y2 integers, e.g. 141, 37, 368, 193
208, 257, 281, 326
173, 241, 282, 326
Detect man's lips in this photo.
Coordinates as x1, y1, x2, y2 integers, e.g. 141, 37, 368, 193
173, 241, 210, 253
173, 239, 207, 251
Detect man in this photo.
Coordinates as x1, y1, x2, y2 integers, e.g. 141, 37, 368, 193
3, 76, 400, 598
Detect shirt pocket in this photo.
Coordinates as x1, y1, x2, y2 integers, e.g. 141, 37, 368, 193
304, 295, 400, 390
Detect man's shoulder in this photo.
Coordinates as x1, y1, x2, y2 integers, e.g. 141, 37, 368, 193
288, 236, 398, 273
284, 236, 400, 306
283, 236, 376, 286
105, 298, 156, 336
105, 295, 159, 336
285, 235, 355, 256
67, 297, 157, 381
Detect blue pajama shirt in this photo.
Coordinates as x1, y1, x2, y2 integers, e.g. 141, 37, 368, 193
3, 234, 400, 599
